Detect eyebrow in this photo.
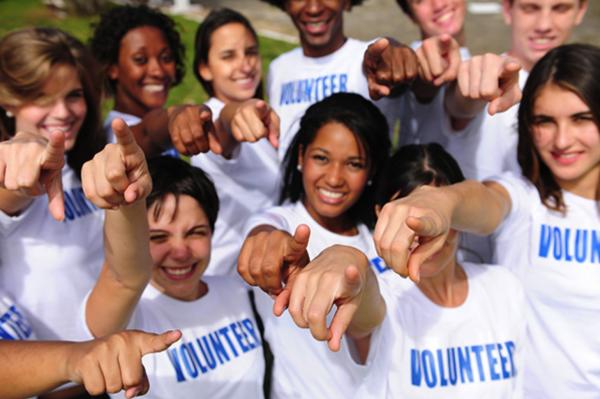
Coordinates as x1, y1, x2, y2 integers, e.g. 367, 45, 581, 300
310, 147, 366, 160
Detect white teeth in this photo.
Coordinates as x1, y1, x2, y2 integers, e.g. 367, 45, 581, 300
533, 38, 551, 44
307, 22, 325, 29
319, 188, 343, 199
437, 12, 452, 23
44, 125, 71, 132
164, 266, 192, 276
144, 84, 165, 93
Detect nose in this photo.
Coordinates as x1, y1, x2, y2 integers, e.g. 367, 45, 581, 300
305, 0, 325, 14
240, 55, 256, 74
50, 99, 70, 119
169, 237, 192, 261
553, 122, 574, 150
325, 163, 344, 187
432, 0, 448, 11
148, 57, 166, 79
534, 9, 553, 33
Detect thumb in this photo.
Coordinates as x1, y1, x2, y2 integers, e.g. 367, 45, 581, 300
500, 60, 521, 82
139, 330, 182, 356
406, 215, 443, 238
42, 131, 65, 222
205, 118, 223, 155
288, 224, 310, 256
365, 38, 389, 68
112, 118, 138, 154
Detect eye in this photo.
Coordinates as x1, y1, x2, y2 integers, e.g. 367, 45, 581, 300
67, 89, 84, 100
246, 47, 259, 57
149, 233, 168, 243
519, 4, 538, 13
531, 115, 553, 126
188, 226, 209, 238
553, 3, 573, 13
347, 160, 366, 171
311, 153, 328, 164
132, 55, 147, 65
161, 52, 174, 63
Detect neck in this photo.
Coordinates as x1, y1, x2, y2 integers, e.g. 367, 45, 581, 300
557, 166, 600, 200
506, 49, 533, 73
113, 89, 151, 118
417, 258, 468, 308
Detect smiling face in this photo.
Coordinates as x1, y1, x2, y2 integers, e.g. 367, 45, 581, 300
503, 0, 587, 72
407, 0, 466, 43
199, 22, 261, 104
109, 25, 177, 117
11, 63, 86, 151
148, 194, 212, 302
299, 121, 370, 234
285, 0, 349, 57
532, 83, 600, 198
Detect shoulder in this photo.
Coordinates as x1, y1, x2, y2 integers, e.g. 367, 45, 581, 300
464, 262, 525, 303
270, 47, 303, 69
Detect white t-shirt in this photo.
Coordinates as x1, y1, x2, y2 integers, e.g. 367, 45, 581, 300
244, 201, 385, 399
268, 38, 397, 160
0, 165, 104, 341
0, 291, 35, 340
491, 172, 600, 398
104, 110, 179, 158
191, 98, 280, 276
398, 43, 471, 148
360, 262, 525, 398
105, 276, 265, 399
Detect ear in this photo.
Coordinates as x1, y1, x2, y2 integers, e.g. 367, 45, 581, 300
344, 0, 352, 11
501, 0, 513, 25
574, 0, 588, 26
297, 144, 305, 170
374, 204, 382, 218
107, 63, 119, 81
198, 63, 213, 82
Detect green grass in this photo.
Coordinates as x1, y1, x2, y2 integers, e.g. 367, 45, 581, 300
0, 0, 296, 108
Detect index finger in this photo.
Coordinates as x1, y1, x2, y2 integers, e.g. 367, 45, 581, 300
112, 118, 138, 154
364, 38, 389, 69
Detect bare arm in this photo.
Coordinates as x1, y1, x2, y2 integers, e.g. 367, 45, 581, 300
83, 119, 153, 337
374, 180, 511, 281
0, 330, 181, 399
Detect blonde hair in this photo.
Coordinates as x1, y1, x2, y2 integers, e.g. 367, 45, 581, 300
0, 28, 105, 177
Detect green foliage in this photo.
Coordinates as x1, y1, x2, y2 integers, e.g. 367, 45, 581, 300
0, 0, 296, 109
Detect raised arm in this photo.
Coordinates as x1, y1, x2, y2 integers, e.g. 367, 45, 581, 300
83, 118, 153, 338
0, 329, 181, 399
374, 180, 511, 281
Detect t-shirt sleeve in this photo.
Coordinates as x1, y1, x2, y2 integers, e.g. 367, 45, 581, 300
487, 172, 533, 237
243, 206, 292, 237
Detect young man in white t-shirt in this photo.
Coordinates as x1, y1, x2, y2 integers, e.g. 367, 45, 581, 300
260, 0, 419, 159
441, 0, 589, 180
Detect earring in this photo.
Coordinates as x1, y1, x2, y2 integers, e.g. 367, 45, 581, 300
4, 110, 13, 117
297, 164, 302, 172
367, 180, 373, 186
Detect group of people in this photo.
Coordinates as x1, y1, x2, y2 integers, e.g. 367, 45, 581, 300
0, 0, 598, 398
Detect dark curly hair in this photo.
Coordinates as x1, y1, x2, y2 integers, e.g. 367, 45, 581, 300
280, 92, 391, 229
90, 4, 185, 95
260, 0, 364, 10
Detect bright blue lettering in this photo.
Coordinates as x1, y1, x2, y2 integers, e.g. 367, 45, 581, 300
575, 230, 588, 263
564, 228, 573, 261
64, 191, 83, 218
497, 343, 510, 379
411, 349, 422, 386
485, 344, 500, 381
447, 348, 458, 385
200, 336, 217, 369
315, 77, 323, 100
592, 231, 600, 263
180, 344, 199, 378
322, 75, 329, 98
242, 318, 261, 347
471, 345, 486, 382
189, 341, 207, 374
280, 83, 291, 105
506, 341, 517, 376
218, 326, 239, 358
167, 348, 187, 382
73, 188, 93, 216
457, 346, 473, 383
230, 322, 249, 353
329, 75, 337, 93
305, 79, 314, 102
437, 349, 448, 386
209, 332, 230, 364
539, 224, 552, 258
371, 257, 389, 273
339, 74, 348, 91
552, 227, 562, 260
422, 350, 437, 388
237, 321, 255, 349
63, 194, 75, 221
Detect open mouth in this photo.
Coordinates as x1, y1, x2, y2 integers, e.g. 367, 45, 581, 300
160, 263, 197, 281
551, 151, 582, 166
143, 84, 168, 94
318, 188, 345, 204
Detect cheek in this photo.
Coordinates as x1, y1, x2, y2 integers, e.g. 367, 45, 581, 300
191, 238, 212, 260
149, 243, 169, 264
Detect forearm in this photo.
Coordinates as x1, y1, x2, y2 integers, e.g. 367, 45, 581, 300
131, 108, 170, 157
445, 180, 509, 235
0, 340, 74, 398
104, 201, 152, 288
